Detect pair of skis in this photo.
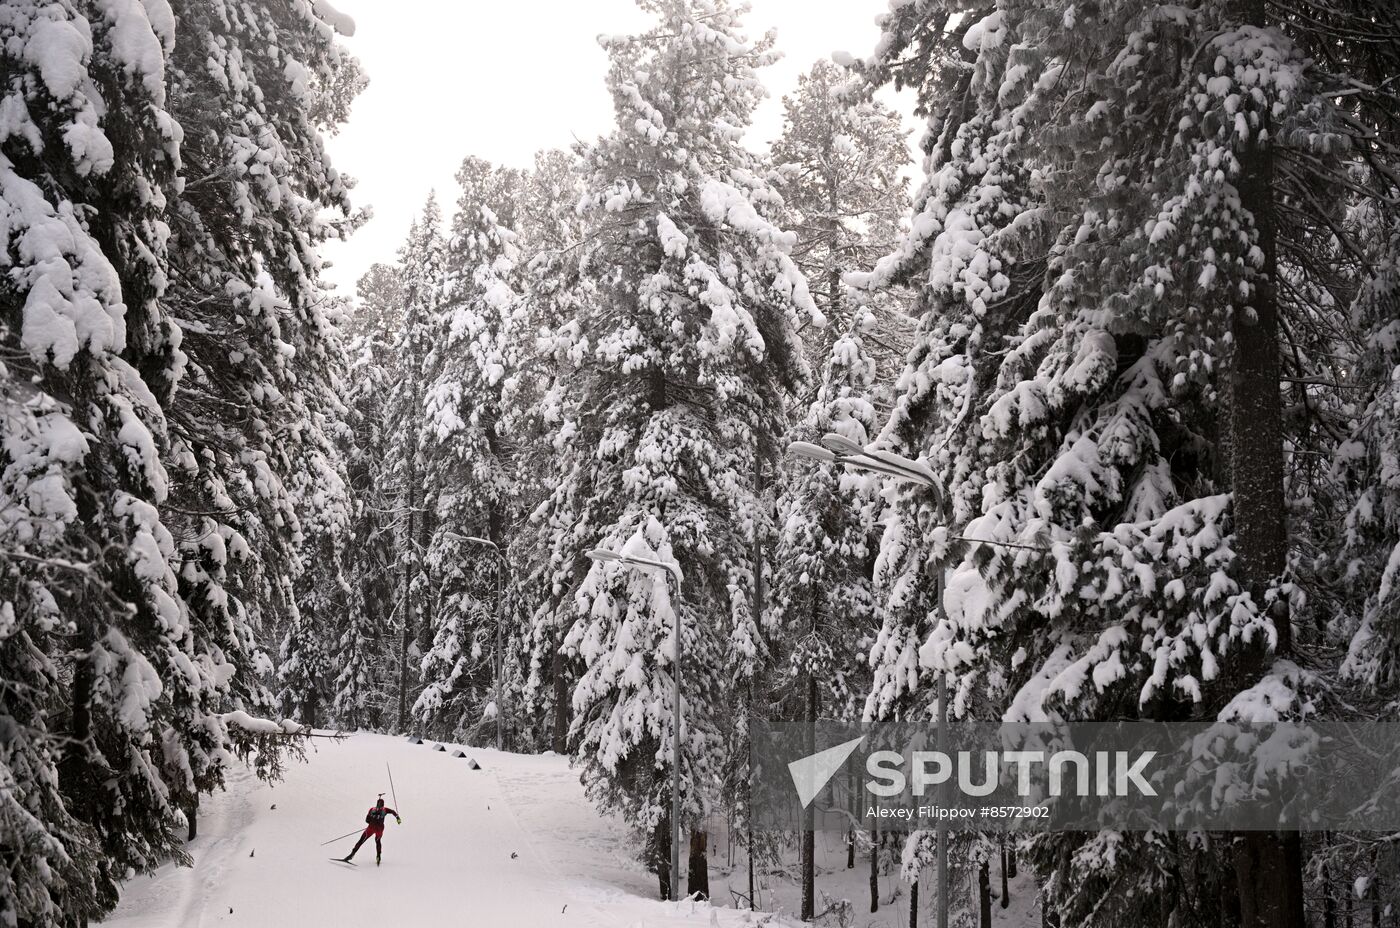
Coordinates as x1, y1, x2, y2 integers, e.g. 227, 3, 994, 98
330, 855, 378, 867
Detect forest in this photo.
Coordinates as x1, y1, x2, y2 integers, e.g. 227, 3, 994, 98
3, 0, 1400, 926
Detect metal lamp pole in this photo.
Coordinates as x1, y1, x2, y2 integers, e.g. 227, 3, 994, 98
788, 433, 949, 928
586, 547, 685, 901
446, 532, 509, 751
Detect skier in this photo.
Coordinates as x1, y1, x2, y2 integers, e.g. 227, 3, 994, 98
340, 796, 401, 865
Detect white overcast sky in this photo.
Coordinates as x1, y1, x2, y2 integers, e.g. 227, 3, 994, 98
318, 0, 907, 295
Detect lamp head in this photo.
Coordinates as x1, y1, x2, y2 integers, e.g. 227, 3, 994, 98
585, 548, 624, 563
787, 440, 836, 463
820, 433, 866, 456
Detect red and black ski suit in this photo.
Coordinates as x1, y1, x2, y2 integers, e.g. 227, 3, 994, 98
346, 804, 398, 860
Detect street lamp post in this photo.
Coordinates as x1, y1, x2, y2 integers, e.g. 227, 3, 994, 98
788, 434, 949, 928
446, 532, 509, 752
585, 547, 685, 902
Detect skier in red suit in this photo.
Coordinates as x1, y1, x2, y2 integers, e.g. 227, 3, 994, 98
342, 796, 400, 865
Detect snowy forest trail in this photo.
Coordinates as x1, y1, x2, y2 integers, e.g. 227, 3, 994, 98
99, 733, 771, 928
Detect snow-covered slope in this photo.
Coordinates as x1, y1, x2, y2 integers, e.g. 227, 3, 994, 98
99, 732, 1044, 927
100, 733, 779, 927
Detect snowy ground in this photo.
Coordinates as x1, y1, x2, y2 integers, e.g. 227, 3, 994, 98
100, 733, 1040, 927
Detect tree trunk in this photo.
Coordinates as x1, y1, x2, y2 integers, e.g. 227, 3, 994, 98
870, 827, 880, 912
979, 857, 992, 928
60, 649, 95, 827
655, 818, 673, 901
847, 764, 856, 869
551, 648, 569, 753
1370, 848, 1381, 928
909, 877, 920, 928
187, 797, 198, 841
1234, 833, 1305, 928
1323, 862, 1335, 928
688, 830, 709, 900
747, 818, 756, 909
398, 486, 416, 732
484, 506, 501, 750
1225, 2, 1301, 926
748, 448, 765, 913
726, 807, 734, 868
801, 653, 817, 921
413, 500, 435, 697
1228, 0, 1289, 656
1001, 840, 1010, 908
801, 816, 815, 920
305, 675, 319, 731
747, 685, 757, 910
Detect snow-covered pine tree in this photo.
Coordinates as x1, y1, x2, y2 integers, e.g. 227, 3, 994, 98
771, 59, 912, 374
846, 1, 1399, 925
851, 1, 1042, 730
415, 184, 523, 742
350, 262, 406, 340
527, 0, 821, 899
515, 149, 585, 256
451, 154, 525, 233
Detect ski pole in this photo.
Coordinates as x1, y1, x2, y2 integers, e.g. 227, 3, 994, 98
320, 828, 362, 847
387, 762, 401, 814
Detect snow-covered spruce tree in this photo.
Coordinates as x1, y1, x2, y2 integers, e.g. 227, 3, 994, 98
1312, 5, 1400, 695
1314, 20, 1400, 911
277, 601, 330, 727
3, 0, 358, 920
334, 263, 409, 731
771, 59, 912, 375
516, 149, 597, 754
769, 309, 881, 919
382, 196, 448, 732
334, 331, 397, 730
160, 0, 360, 801
845, 2, 1398, 926
414, 190, 523, 742
279, 470, 352, 732
2, 2, 184, 917
1339, 212, 1400, 689
527, 0, 821, 899
279, 303, 355, 738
